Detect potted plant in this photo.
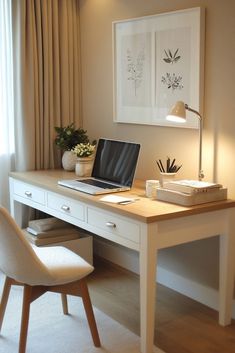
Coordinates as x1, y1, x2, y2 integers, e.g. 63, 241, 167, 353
71, 142, 96, 177
54, 123, 89, 151
54, 123, 90, 171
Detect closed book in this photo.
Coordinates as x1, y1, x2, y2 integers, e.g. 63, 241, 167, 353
23, 229, 80, 246
163, 180, 222, 194
26, 226, 76, 239
28, 217, 69, 232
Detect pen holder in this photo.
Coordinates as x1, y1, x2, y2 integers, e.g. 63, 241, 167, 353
159, 172, 176, 187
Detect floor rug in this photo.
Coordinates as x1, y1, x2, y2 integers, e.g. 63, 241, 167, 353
0, 274, 165, 353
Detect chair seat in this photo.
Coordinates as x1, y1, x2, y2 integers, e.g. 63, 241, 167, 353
31, 244, 94, 286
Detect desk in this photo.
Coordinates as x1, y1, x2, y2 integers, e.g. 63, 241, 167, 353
9, 170, 235, 353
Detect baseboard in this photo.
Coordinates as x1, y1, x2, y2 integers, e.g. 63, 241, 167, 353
93, 236, 235, 319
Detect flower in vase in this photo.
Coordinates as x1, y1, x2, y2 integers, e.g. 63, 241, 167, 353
71, 143, 96, 158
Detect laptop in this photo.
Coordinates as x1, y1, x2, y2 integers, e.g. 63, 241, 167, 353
58, 138, 140, 195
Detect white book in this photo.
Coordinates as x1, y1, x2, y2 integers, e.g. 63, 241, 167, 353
23, 229, 80, 246
28, 217, 69, 232
26, 226, 77, 239
163, 180, 222, 195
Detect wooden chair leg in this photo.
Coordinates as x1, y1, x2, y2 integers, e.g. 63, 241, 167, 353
79, 279, 101, 347
0, 276, 12, 331
19, 285, 32, 353
61, 294, 68, 314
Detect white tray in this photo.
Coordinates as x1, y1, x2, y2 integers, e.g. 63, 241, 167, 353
156, 187, 227, 206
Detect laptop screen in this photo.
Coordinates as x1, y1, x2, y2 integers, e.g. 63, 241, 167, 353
92, 139, 140, 187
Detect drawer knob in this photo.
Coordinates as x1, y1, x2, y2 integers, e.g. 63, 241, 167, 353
106, 221, 116, 228
25, 191, 32, 197
61, 205, 70, 212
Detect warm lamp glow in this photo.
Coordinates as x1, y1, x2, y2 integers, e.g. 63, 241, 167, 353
166, 115, 185, 123
166, 101, 204, 180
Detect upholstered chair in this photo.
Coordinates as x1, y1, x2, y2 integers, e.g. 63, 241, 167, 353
0, 206, 100, 353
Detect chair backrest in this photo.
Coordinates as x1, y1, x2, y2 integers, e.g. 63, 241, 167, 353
0, 206, 53, 285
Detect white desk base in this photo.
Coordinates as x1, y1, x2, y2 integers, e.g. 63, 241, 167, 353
9, 171, 235, 353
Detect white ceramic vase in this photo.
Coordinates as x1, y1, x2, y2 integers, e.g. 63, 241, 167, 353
75, 157, 94, 177
62, 151, 77, 171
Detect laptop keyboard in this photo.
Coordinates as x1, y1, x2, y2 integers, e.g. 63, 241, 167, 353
78, 179, 119, 189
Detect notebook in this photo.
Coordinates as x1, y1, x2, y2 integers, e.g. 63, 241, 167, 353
58, 138, 140, 195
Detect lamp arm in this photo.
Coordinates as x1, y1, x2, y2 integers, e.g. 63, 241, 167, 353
185, 104, 204, 181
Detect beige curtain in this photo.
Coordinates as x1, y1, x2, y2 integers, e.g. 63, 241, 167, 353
12, 0, 81, 170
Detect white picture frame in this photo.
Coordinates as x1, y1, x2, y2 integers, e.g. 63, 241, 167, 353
113, 7, 205, 128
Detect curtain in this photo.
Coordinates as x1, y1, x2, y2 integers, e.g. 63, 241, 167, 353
0, 0, 15, 209
12, 0, 82, 171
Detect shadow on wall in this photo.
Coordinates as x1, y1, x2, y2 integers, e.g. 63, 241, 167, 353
158, 236, 219, 290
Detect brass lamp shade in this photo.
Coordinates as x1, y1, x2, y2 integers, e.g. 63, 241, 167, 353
166, 101, 186, 123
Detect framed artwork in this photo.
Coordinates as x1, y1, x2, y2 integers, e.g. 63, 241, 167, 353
113, 7, 205, 128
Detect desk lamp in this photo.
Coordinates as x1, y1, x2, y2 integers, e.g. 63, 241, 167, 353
166, 101, 204, 181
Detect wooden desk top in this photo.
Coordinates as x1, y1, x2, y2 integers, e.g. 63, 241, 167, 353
10, 170, 235, 223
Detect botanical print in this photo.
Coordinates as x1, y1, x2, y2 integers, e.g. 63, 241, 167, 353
161, 72, 183, 92
114, 7, 202, 126
155, 27, 191, 117
163, 49, 181, 64
126, 47, 145, 97
121, 32, 151, 107
161, 48, 183, 91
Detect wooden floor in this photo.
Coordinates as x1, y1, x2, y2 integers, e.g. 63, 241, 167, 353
88, 257, 235, 353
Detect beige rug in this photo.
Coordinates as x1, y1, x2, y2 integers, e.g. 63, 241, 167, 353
0, 274, 165, 353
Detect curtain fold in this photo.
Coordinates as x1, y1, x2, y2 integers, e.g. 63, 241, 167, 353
12, 0, 82, 171
0, 0, 15, 209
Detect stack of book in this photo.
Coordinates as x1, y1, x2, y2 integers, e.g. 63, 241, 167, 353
23, 217, 81, 246
156, 180, 227, 206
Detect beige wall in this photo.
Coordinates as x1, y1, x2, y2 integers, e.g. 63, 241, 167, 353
79, 0, 235, 291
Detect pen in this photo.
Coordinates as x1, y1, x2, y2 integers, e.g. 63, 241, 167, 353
156, 161, 163, 173
159, 159, 165, 173
169, 158, 175, 172
118, 198, 140, 205
176, 165, 182, 172
167, 157, 170, 173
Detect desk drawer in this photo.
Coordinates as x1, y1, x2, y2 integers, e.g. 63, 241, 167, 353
47, 193, 85, 221
87, 207, 140, 244
13, 180, 45, 205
